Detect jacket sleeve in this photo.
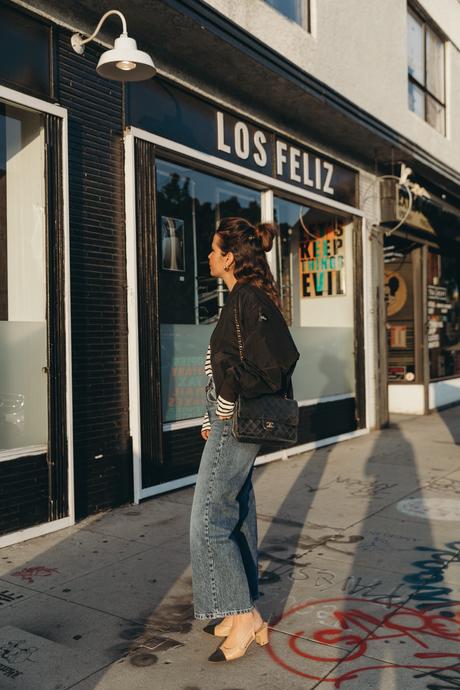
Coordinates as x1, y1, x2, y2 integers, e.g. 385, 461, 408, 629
219, 289, 298, 402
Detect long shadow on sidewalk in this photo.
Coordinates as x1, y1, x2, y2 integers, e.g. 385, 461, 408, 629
255, 354, 357, 626
1, 406, 458, 689
256, 405, 460, 689
0, 487, 199, 688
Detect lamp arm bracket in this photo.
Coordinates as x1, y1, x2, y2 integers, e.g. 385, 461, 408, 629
72, 10, 128, 54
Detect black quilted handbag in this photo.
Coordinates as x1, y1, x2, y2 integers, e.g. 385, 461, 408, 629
231, 303, 299, 445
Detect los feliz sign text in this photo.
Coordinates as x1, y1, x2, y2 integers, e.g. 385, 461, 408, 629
216, 111, 354, 203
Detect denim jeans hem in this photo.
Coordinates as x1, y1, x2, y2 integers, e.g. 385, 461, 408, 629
204, 420, 231, 613
194, 605, 255, 620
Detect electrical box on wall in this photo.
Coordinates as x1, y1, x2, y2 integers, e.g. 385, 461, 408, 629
380, 178, 434, 234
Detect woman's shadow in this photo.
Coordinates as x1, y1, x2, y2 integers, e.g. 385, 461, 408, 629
253, 353, 460, 688
254, 351, 356, 623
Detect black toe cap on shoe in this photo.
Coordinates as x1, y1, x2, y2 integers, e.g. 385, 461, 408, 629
203, 623, 217, 636
208, 647, 227, 662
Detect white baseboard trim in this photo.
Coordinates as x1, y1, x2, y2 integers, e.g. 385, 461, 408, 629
0, 445, 47, 463
0, 516, 74, 550
139, 474, 198, 501
254, 427, 370, 465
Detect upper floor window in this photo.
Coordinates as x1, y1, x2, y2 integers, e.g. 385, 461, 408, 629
264, 0, 308, 29
407, 7, 445, 135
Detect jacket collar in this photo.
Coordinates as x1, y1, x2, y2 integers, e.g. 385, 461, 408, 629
225, 280, 245, 302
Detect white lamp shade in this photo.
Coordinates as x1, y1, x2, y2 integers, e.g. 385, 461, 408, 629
96, 35, 156, 81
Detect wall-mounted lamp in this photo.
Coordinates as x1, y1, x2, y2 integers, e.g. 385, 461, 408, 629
71, 10, 156, 82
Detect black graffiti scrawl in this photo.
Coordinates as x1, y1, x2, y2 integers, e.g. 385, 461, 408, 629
0, 636, 39, 680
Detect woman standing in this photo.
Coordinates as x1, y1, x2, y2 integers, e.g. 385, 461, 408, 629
189, 217, 299, 663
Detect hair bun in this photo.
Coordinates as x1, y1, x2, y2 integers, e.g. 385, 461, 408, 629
255, 222, 278, 252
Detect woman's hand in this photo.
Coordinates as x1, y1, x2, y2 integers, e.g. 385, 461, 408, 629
201, 411, 211, 440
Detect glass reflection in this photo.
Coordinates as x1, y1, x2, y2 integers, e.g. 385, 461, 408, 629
156, 158, 261, 422
0, 101, 47, 451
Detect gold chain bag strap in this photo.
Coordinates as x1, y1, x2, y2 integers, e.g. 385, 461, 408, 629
232, 299, 299, 445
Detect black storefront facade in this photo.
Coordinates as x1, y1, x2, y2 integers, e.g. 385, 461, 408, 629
0, 1, 132, 546
0, 1, 369, 544
124, 77, 367, 501
3, 0, 459, 544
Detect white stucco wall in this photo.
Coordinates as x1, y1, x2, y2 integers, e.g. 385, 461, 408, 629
203, 0, 460, 174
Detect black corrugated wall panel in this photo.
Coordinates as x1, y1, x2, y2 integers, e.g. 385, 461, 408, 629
0, 456, 49, 534
56, 30, 133, 518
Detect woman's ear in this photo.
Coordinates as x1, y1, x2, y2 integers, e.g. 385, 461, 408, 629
226, 251, 235, 269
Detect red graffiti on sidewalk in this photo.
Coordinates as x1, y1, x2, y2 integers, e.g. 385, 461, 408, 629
266, 597, 460, 687
12, 566, 59, 584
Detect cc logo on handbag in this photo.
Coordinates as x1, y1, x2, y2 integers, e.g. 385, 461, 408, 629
264, 420, 275, 430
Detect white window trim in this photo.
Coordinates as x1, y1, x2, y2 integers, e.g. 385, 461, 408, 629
0, 84, 75, 530
162, 392, 355, 433
0, 83, 66, 118
125, 131, 142, 503
0, 445, 47, 462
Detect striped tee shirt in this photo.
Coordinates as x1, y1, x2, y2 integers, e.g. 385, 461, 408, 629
202, 344, 235, 432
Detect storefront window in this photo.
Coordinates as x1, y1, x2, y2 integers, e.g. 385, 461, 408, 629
156, 159, 261, 422
264, 0, 306, 27
0, 101, 47, 451
384, 237, 419, 383
427, 248, 460, 380
274, 196, 355, 402
407, 8, 445, 135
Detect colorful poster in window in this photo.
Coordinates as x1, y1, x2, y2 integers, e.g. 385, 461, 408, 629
164, 355, 207, 421
161, 216, 185, 272
160, 324, 214, 423
388, 366, 407, 381
299, 225, 345, 298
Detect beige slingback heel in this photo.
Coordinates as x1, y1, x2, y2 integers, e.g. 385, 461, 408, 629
208, 622, 269, 662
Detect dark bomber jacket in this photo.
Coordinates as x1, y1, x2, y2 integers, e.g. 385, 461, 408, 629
209, 281, 300, 403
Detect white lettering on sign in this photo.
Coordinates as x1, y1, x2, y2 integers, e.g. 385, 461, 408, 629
276, 139, 335, 195
276, 140, 288, 176
253, 130, 267, 167
303, 152, 314, 187
234, 122, 250, 160
315, 157, 322, 190
216, 111, 268, 167
290, 147, 301, 182
216, 111, 231, 154
215, 112, 339, 196
323, 161, 335, 195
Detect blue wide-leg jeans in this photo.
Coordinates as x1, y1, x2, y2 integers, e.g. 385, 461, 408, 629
190, 380, 261, 619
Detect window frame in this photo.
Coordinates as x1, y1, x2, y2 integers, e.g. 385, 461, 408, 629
264, 0, 310, 31
125, 126, 365, 501
407, 5, 446, 135
427, 247, 460, 382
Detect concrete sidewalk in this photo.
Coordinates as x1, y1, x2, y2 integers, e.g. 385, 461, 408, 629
0, 407, 459, 690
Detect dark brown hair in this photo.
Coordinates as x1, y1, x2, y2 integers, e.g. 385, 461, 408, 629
216, 217, 281, 308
